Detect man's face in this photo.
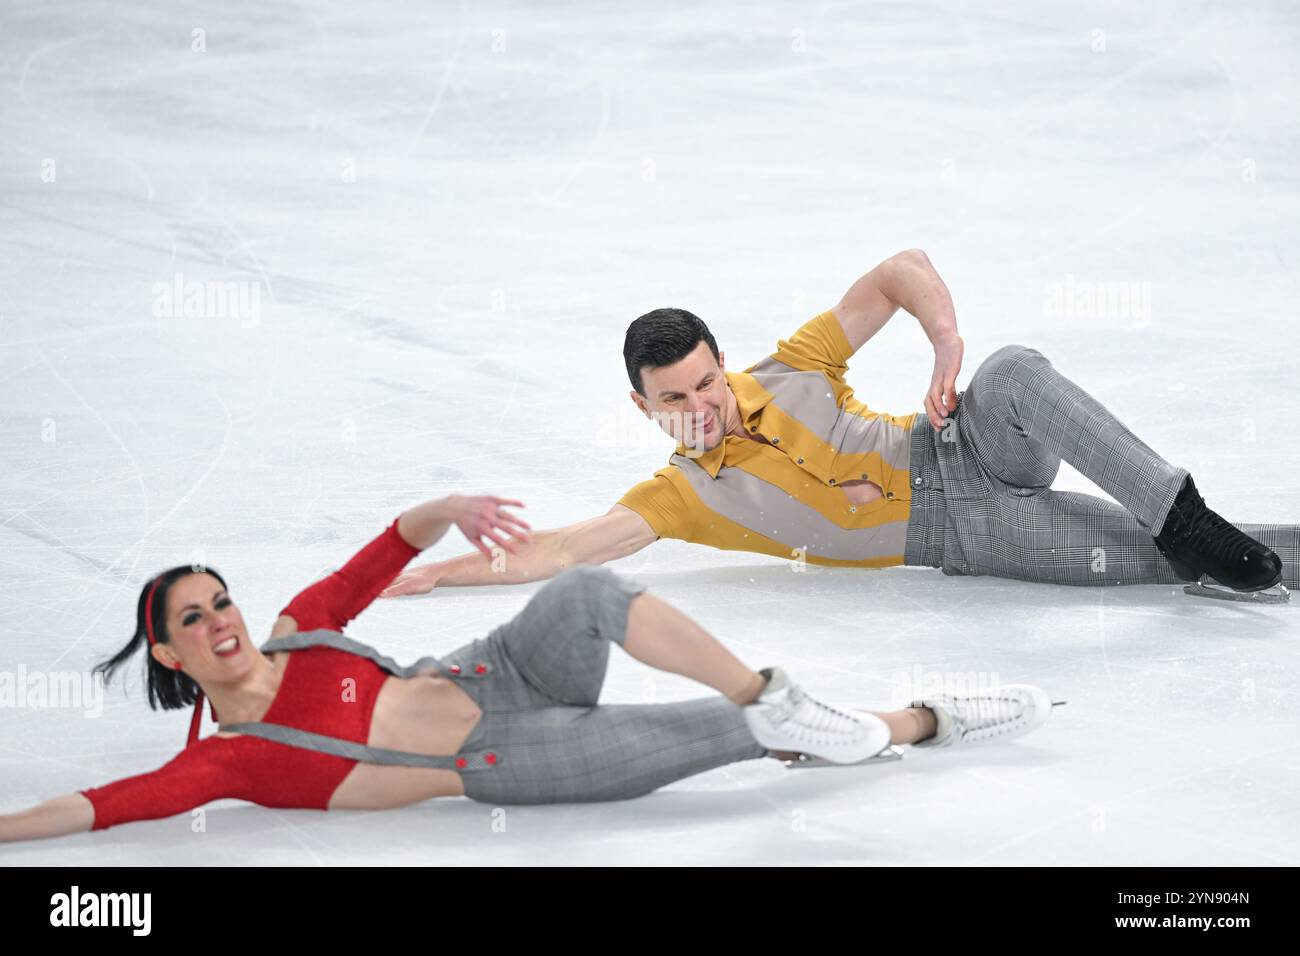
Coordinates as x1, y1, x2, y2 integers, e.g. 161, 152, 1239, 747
630, 341, 731, 453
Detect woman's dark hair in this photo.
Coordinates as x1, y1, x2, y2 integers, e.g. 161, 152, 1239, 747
94, 566, 228, 711
624, 307, 720, 396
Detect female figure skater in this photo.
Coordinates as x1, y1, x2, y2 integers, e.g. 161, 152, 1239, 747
0, 493, 1054, 842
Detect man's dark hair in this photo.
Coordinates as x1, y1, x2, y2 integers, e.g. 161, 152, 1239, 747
623, 308, 720, 396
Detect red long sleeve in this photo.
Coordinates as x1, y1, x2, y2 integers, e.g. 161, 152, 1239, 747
279, 517, 420, 632
79, 734, 358, 831
79, 737, 245, 830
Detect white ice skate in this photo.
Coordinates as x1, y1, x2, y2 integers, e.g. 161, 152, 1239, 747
744, 667, 895, 769
911, 683, 1060, 750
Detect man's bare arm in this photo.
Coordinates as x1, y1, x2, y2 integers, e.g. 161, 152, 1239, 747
380, 505, 657, 595
833, 248, 963, 429
833, 248, 958, 353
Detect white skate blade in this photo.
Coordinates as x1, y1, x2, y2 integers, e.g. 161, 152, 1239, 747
1183, 579, 1290, 605
782, 745, 905, 770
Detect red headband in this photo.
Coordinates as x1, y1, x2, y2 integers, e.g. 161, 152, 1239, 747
144, 576, 163, 646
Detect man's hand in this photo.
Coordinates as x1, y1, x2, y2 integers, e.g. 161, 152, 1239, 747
381, 563, 441, 597
925, 333, 964, 430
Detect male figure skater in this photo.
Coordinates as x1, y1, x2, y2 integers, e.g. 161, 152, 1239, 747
384, 249, 1294, 603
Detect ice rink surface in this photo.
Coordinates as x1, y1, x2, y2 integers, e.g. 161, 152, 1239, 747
2, 0, 1297, 865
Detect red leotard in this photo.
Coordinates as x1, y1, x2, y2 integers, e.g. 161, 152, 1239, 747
78, 518, 420, 831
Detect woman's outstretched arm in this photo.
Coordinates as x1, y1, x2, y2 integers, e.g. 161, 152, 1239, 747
0, 793, 94, 843
277, 495, 531, 632
0, 738, 232, 844
275, 518, 418, 633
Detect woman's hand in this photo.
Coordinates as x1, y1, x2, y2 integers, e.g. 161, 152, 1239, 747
925, 333, 964, 430
446, 494, 532, 560
382, 494, 535, 596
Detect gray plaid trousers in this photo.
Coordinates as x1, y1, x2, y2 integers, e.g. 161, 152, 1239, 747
444, 566, 767, 805
906, 344, 1300, 587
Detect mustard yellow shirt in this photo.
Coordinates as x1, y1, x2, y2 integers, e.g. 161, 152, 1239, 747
617, 309, 920, 568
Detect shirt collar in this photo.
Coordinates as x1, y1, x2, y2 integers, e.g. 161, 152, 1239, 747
672, 370, 774, 479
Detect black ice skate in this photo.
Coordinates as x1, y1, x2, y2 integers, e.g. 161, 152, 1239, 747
1153, 475, 1289, 605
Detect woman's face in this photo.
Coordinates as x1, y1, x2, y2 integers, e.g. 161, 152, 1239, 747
152, 572, 254, 682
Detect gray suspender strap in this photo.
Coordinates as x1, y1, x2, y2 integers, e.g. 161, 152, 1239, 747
217, 628, 501, 772
255, 628, 494, 681
215, 720, 501, 771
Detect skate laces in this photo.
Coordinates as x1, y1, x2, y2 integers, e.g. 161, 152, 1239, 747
1172, 488, 1255, 563
945, 693, 1020, 741
773, 684, 860, 740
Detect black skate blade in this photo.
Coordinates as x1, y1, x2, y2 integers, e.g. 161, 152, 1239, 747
782, 745, 905, 770
1183, 579, 1291, 605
